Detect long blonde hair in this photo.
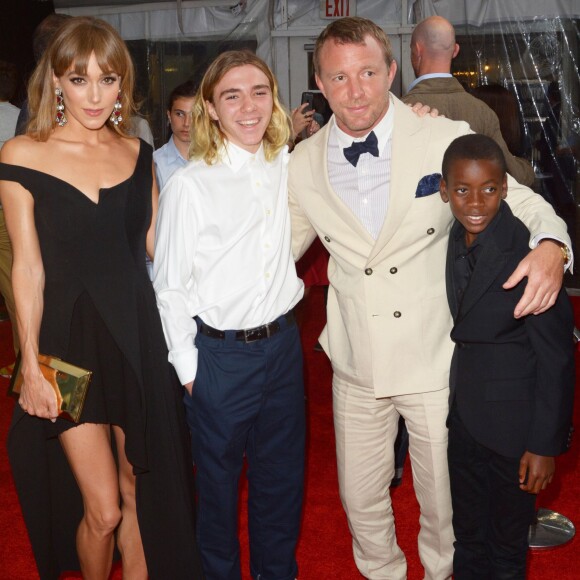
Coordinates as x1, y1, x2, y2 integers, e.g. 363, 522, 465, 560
190, 50, 291, 164
27, 16, 137, 141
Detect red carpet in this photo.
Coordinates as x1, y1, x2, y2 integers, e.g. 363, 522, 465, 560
0, 287, 578, 578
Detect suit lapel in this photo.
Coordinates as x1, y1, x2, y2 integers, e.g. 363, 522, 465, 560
368, 98, 428, 266
456, 235, 508, 323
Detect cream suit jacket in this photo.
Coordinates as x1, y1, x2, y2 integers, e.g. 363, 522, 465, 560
288, 96, 570, 398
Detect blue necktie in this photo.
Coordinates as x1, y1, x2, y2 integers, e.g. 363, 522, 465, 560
343, 131, 379, 167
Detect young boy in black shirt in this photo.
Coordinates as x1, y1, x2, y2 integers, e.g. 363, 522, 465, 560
440, 134, 575, 579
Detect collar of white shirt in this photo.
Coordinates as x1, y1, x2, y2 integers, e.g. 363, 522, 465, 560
219, 140, 269, 172
332, 94, 395, 158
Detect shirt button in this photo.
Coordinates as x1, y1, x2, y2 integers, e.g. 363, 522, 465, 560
393, 311, 401, 318
390, 267, 398, 274
324, 235, 331, 243
427, 228, 435, 235
265, 209, 271, 215
256, 181, 262, 187
265, 272, 271, 279
365, 268, 373, 276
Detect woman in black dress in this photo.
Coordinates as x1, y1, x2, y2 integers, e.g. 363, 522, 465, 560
0, 17, 202, 579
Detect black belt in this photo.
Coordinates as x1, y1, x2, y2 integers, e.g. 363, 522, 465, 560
198, 311, 295, 343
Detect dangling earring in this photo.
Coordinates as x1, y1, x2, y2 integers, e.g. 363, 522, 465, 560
110, 91, 123, 125
55, 88, 67, 127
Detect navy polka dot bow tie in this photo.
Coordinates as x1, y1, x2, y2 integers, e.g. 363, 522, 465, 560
343, 131, 379, 167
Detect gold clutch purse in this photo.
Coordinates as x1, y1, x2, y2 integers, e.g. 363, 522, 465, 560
8, 354, 92, 423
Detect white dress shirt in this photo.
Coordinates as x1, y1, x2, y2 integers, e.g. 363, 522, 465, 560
327, 97, 394, 239
153, 141, 304, 385
153, 135, 189, 190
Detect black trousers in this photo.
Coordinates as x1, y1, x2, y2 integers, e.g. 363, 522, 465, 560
447, 405, 536, 580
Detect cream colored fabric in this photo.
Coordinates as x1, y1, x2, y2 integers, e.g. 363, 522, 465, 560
334, 375, 453, 579
289, 96, 570, 399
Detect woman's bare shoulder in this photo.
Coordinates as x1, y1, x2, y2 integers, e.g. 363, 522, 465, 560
0, 135, 44, 166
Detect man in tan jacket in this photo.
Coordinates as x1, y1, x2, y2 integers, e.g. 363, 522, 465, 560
288, 16, 570, 580
403, 15, 535, 187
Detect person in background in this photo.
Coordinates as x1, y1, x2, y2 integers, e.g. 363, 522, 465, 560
154, 50, 305, 580
290, 101, 315, 149
142, 80, 198, 280
403, 15, 536, 188
440, 133, 575, 578
288, 16, 571, 579
128, 114, 155, 148
153, 79, 197, 190
0, 60, 20, 375
0, 61, 19, 149
470, 83, 526, 157
0, 16, 202, 578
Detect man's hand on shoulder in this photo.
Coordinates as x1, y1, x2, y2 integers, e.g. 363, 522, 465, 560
503, 239, 566, 318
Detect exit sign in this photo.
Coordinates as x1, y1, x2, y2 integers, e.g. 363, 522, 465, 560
320, 0, 357, 19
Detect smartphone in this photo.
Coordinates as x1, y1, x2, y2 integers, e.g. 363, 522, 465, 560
301, 91, 315, 112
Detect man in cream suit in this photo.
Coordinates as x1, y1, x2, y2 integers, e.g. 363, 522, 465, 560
288, 17, 571, 580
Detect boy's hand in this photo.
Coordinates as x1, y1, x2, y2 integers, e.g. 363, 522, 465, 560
408, 102, 440, 118
503, 240, 564, 318
519, 451, 555, 494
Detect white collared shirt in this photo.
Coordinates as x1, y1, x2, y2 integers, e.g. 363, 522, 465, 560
153, 135, 189, 190
327, 96, 395, 239
153, 141, 304, 385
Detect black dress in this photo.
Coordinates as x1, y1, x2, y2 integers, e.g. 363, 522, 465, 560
0, 140, 204, 579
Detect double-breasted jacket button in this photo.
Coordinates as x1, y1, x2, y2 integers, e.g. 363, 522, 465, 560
393, 311, 401, 318
427, 228, 435, 235
324, 235, 331, 243
365, 268, 373, 276
390, 267, 398, 274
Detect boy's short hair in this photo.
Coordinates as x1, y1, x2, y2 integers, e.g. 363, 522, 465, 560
167, 80, 197, 112
442, 134, 507, 181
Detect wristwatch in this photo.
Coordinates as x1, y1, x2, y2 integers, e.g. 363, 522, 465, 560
560, 244, 572, 265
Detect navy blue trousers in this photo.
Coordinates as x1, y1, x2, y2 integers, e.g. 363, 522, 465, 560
448, 405, 536, 580
185, 315, 305, 580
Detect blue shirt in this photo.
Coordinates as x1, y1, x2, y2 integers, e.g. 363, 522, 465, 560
153, 136, 188, 190
407, 72, 453, 93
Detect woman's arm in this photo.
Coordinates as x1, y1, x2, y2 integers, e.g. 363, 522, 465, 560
0, 146, 57, 419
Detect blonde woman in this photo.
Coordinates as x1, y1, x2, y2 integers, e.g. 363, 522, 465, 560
0, 17, 202, 579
